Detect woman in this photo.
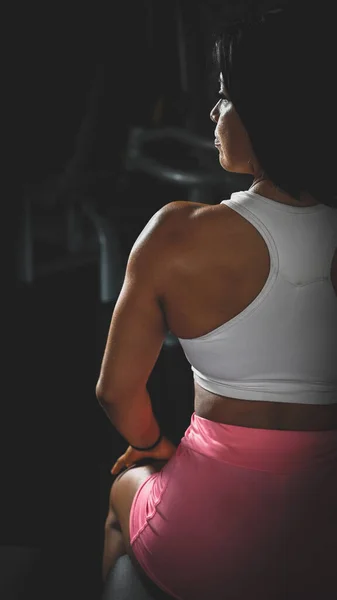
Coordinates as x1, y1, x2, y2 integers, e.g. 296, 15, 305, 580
96, 5, 337, 599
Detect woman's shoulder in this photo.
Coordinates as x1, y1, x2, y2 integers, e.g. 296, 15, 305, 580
156, 200, 236, 241
150, 200, 246, 277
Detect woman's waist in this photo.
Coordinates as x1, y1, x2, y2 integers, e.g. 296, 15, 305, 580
194, 384, 337, 431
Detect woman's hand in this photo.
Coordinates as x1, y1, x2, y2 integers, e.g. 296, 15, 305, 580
111, 435, 177, 475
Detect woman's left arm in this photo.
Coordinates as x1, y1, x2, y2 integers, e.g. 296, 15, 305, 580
96, 202, 185, 448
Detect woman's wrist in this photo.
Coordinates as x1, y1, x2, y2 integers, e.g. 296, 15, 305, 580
129, 431, 163, 451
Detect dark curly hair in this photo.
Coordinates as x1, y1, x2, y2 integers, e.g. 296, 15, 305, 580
212, 2, 337, 207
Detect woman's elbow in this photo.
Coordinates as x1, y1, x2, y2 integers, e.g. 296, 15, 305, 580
95, 380, 112, 405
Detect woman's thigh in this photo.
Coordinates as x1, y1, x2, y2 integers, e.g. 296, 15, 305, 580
109, 459, 168, 557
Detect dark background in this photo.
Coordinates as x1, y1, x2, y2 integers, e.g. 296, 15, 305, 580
3, 1, 287, 598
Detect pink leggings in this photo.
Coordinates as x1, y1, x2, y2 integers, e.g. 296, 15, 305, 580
129, 413, 337, 600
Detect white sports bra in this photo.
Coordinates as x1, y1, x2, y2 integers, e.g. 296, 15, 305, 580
178, 191, 337, 404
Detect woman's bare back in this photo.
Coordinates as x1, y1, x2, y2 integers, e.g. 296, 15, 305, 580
159, 197, 337, 431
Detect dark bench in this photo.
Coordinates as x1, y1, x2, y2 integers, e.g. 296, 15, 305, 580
102, 554, 175, 600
